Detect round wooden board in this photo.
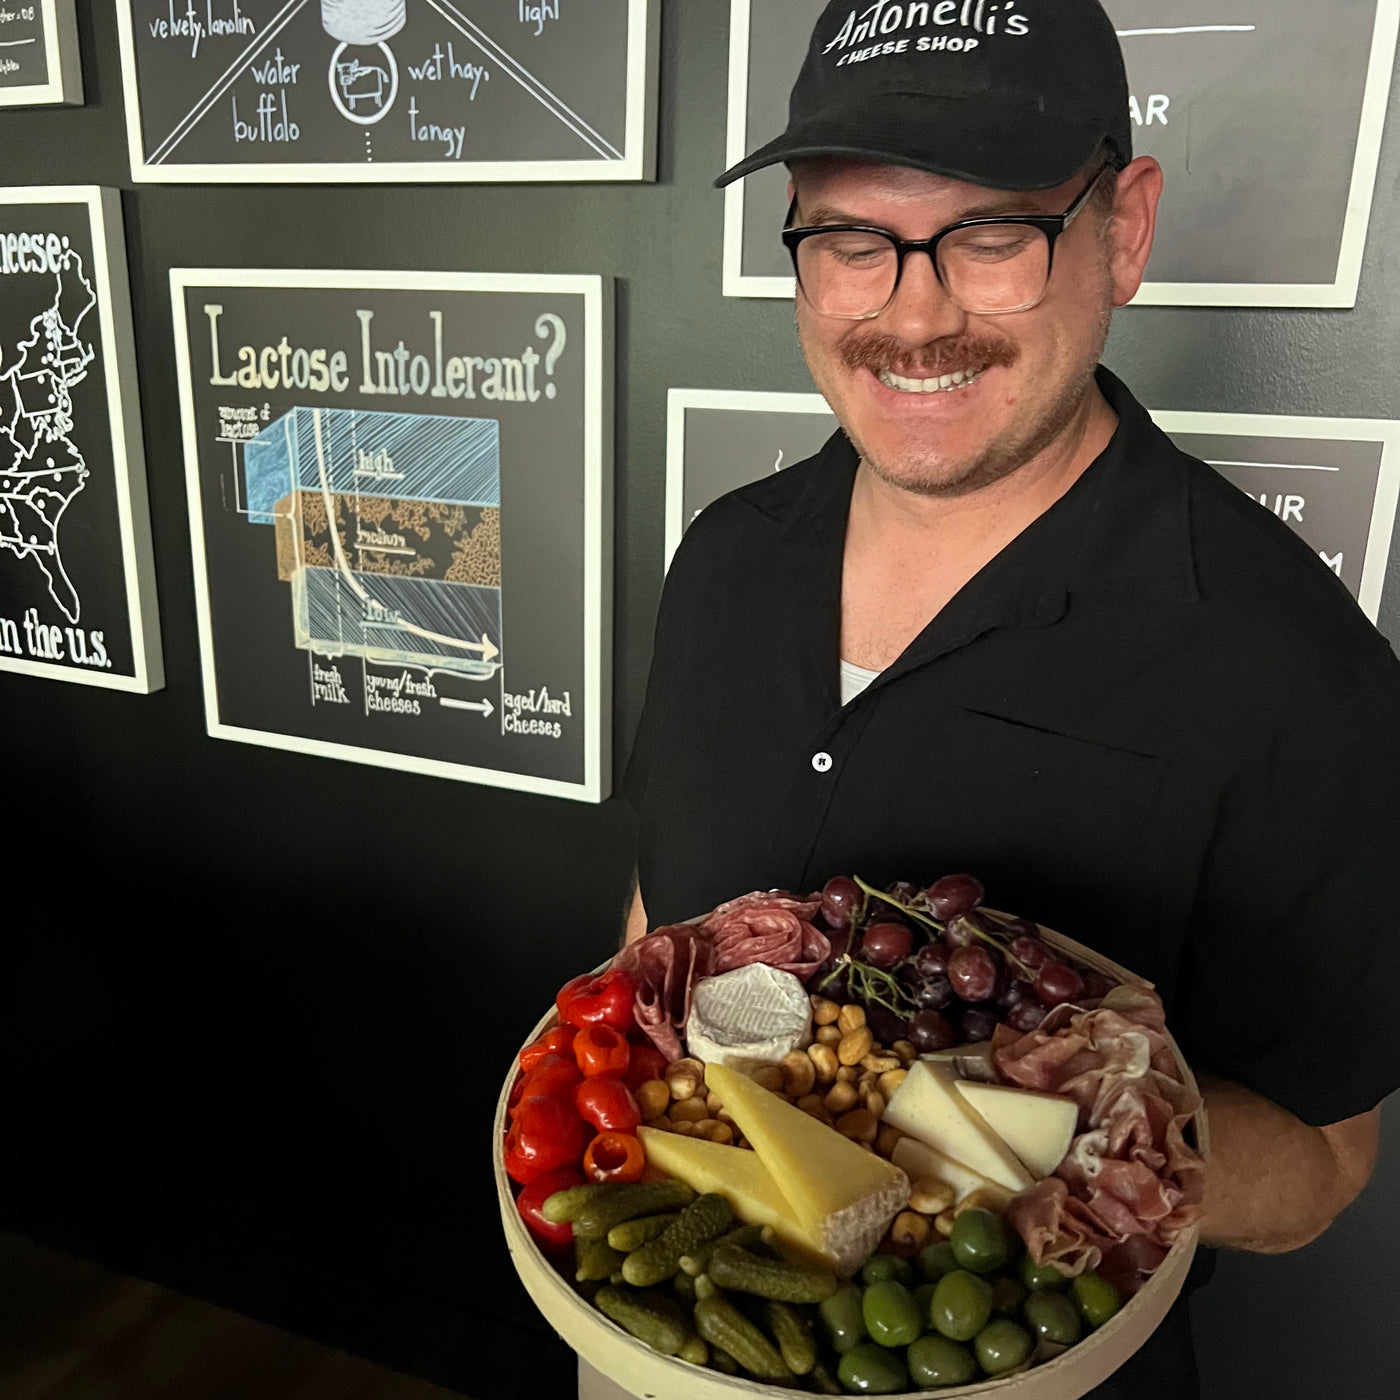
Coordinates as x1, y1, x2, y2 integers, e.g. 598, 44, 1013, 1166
496, 924, 1207, 1400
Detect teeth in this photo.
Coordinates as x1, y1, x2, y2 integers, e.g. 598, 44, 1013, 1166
878, 368, 984, 394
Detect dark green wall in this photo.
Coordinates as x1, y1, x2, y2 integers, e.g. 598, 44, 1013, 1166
2, 4, 1396, 1397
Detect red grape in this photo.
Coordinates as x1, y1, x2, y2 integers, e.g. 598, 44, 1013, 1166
913, 941, 951, 978
1081, 972, 1115, 1001
907, 1010, 958, 1053
944, 914, 987, 949
866, 1004, 909, 1046
820, 876, 862, 930
1034, 962, 1086, 1008
996, 978, 1029, 1011
947, 945, 999, 1003
1010, 935, 1053, 973
911, 973, 954, 1012
959, 1007, 1001, 1043
861, 922, 913, 969
923, 873, 984, 920
1006, 999, 1050, 1033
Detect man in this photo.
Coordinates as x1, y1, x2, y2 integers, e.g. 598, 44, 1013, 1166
617, 2, 1396, 1396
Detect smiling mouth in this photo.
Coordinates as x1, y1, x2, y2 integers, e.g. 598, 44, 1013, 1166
877, 367, 987, 395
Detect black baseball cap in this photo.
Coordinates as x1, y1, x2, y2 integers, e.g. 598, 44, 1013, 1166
716, 0, 1132, 191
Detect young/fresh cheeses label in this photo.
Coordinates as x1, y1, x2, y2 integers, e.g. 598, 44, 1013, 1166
953, 1081, 1079, 1180
882, 1062, 1034, 1193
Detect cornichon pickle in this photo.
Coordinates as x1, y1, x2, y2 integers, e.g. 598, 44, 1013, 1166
622, 1193, 735, 1287
679, 1223, 765, 1276
694, 1294, 793, 1383
808, 1358, 844, 1395
677, 1334, 709, 1366
707, 1243, 839, 1304
572, 1180, 697, 1239
575, 1236, 626, 1283
818, 1280, 867, 1354
541, 1181, 621, 1224
607, 1212, 679, 1253
593, 1286, 690, 1355
760, 1299, 818, 1376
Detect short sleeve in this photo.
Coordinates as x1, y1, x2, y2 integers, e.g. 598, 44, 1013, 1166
1173, 651, 1400, 1126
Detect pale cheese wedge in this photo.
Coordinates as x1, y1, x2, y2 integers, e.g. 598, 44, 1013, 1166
637, 1126, 830, 1269
890, 1135, 1012, 1209
882, 1061, 1034, 1193
703, 1062, 910, 1274
953, 1080, 1079, 1179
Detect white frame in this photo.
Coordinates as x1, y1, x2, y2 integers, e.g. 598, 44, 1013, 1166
666, 390, 1400, 625
0, 187, 163, 692
722, 0, 1400, 308
116, 0, 659, 184
0, 0, 82, 107
172, 267, 612, 803
1148, 409, 1400, 624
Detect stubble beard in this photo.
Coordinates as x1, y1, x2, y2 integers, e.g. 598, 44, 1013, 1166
800, 298, 1115, 500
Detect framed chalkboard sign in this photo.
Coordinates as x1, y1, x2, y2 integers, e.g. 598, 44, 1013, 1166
667, 389, 1400, 624
0, 187, 162, 691
0, 0, 82, 106
116, 1, 658, 183
173, 268, 612, 802
724, 0, 1398, 308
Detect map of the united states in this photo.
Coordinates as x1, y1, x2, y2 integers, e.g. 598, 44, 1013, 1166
0, 240, 96, 624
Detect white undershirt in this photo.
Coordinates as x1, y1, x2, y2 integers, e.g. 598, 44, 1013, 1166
840, 657, 882, 705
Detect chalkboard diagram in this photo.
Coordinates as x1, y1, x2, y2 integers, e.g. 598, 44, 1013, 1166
667, 390, 1400, 625
723, 0, 1399, 307
115, 1, 659, 182
174, 271, 612, 801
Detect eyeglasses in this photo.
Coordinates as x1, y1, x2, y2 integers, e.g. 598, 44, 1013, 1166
781, 166, 1112, 320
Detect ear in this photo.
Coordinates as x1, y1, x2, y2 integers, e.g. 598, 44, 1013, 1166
787, 176, 797, 216
1106, 157, 1164, 307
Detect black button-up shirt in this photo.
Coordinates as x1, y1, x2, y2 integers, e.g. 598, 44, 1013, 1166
626, 367, 1400, 1396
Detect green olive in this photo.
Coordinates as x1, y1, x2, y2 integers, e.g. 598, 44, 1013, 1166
861, 1253, 916, 1288
917, 1240, 960, 1282
913, 1282, 937, 1316
1024, 1288, 1083, 1346
1071, 1271, 1123, 1330
929, 1269, 994, 1342
991, 1274, 1028, 1317
975, 1318, 1034, 1375
818, 1280, 867, 1354
907, 1333, 979, 1388
836, 1341, 910, 1394
950, 1208, 1010, 1274
1019, 1254, 1070, 1291
862, 1279, 923, 1348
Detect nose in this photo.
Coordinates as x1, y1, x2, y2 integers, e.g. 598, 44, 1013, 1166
879, 250, 969, 346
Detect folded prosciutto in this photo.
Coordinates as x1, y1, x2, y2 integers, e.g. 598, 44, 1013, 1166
997, 986, 1206, 1294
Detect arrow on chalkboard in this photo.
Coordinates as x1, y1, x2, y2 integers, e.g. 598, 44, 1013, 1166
440, 696, 495, 718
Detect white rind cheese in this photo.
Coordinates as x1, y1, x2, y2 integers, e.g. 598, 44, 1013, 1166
882, 1061, 1034, 1193
685, 964, 813, 1070
954, 1080, 1079, 1179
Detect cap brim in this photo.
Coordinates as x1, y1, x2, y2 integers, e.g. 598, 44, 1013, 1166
715, 97, 1108, 192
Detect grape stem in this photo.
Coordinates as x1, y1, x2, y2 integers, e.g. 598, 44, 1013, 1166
851, 876, 1036, 981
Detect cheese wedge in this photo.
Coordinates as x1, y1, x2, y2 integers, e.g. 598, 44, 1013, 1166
890, 1136, 1012, 1210
703, 1062, 910, 1274
953, 1081, 1079, 1179
637, 1126, 830, 1268
882, 1061, 1034, 1193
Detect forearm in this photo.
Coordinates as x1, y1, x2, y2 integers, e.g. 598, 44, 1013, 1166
1198, 1075, 1378, 1253
621, 882, 647, 947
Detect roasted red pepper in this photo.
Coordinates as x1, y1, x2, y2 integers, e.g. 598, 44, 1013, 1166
508, 1052, 583, 1117
556, 967, 638, 1033
519, 1025, 578, 1074
504, 1094, 588, 1185
583, 1131, 646, 1184
623, 1043, 669, 1089
575, 1076, 643, 1134
573, 1023, 631, 1079
515, 1164, 585, 1254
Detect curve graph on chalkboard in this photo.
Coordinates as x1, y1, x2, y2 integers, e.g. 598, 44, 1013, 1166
115, 1, 658, 182
724, 0, 1399, 307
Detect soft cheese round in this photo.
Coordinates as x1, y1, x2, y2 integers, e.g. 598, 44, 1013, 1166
685, 963, 813, 1070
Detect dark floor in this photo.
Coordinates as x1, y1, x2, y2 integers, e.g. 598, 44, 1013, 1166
0, 1233, 471, 1400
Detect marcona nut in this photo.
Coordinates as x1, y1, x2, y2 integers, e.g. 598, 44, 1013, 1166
891, 1040, 917, 1065
811, 997, 841, 1026
635, 1079, 671, 1121
751, 1064, 785, 1095
955, 1187, 1007, 1218
909, 1177, 956, 1216
781, 1051, 816, 1098
824, 1080, 860, 1115
875, 1124, 905, 1159
835, 1108, 880, 1144
671, 1096, 710, 1123
665, 1059, 705, 1101
807, 1043, 840, 1084
877, 1068, 908, 1099
837, 1004, 867, 1034
861, 1052, 901, 1074
934, 1207, 959, 1237
816, 1024, 843, 1046
838, 1027, 874, 1066
890, 1211, 932, 1252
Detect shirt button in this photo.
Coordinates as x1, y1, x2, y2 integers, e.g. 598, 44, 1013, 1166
812, 752, 833, 773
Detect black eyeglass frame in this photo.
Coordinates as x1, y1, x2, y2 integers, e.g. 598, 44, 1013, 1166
781, 165, 1114, 320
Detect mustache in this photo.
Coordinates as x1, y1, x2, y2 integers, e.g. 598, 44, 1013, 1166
838, 333, 1017, 379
